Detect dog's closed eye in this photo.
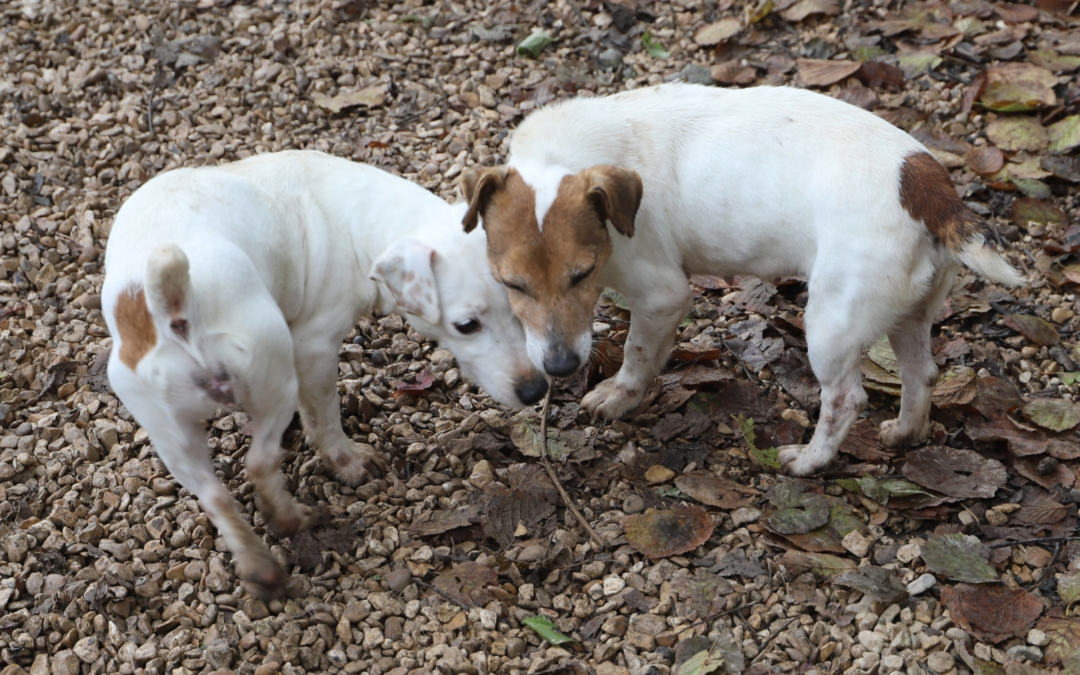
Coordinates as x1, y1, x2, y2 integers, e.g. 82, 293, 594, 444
569, 265, 595, 287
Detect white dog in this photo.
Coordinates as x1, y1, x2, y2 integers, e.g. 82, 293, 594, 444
460, 83, 1022, 477
103, 150, 544, 596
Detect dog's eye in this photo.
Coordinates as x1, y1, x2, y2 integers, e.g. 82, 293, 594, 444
454, 319, 481, 335
502, 280, 526, 294
569, 265, 595, 287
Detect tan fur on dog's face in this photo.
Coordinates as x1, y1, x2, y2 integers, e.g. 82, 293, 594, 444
462, 165, 642, 376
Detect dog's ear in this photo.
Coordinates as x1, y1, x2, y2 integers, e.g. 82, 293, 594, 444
146, 244, 192, 340
460, 165, 509, 233
371, 239, 441, 325
584, 165, 643, 238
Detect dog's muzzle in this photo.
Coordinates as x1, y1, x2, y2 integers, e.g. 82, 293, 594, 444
543, 343, 581, 377
514, 372, 549, 405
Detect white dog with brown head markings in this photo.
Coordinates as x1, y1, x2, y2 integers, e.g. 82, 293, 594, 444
103, 150, 543, 597
461, 83, 1023, 478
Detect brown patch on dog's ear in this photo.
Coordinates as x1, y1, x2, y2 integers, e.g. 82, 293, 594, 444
898, 151, 980, 252
461, 165, 510, 232
584, 165, 643, 238
115, 286, 157, 369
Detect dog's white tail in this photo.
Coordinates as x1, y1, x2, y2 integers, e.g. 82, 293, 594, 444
146, 244, 192, 339
957, 234, 1025, 287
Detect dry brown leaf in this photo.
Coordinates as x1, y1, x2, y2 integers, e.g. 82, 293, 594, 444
943, 583, 1044, 644
623, 506, 716, 559
782, 0, 840, 22
795, 58, 861, 87
1001, 314, 1060, 346
965, 414, 1050, 457
432, 562, 499, 606
980, 63, 1058, 112
675, 472, 760, 510
312, 86, 386, 113
902, 447, 1007, 499
966, 145, 1005, 175
1014, 456, 1077, 489
693, 18, 741, 46
837, 418, 893, 462
1013, 496, 1069, 525
995, 2, 1040, 22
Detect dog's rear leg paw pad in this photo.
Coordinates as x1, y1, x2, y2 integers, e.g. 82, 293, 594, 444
778, 444, 832, 477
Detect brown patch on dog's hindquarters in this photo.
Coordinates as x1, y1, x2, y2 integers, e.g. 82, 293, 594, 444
116, 286, 157, 369
898, 151, 986, 252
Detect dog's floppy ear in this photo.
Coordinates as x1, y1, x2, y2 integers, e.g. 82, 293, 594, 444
584, 165, 643, 238
460, 165, 509, 233
371, 239, 441, 325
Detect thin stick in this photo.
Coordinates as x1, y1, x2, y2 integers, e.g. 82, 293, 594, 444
749, 616, 799, 665
147, 65, 161, 137
540, 389, 606, 550
415, 579, 480, 610
987, 536, 1080, 549
679, 600, 762, 634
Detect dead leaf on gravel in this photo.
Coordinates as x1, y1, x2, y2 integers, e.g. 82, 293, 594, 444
652, 407, 713, 443
1013, 455, 1077, 489
1027, 49, 1080, 74
288, 520, 362, 573
995, 2, 1040, 22
1014, 495, 1070, 525
945, 584, 1044, 644
855, 61, 904, 89
1001, 314, 1060, 346
779, 550, 856, 579
694, 18, 741, 45
837, 475, 930, 506
783, 495, 867, 553
312, 86, 386, 113
986, 117, 1048, 152
1011, 198, 1068, 230
675, 472, 759, 510
922, 533, 998, 583
623, 506, 716, 559
711, 61, 758, 85
966, 145, 1005, 175
973, 376, 1025, 418
510, 410, 594, 463
795, 58, 861, 87
1023, 398, 1080, 432
902, 447, 1007, 499
772, 351, 821, 410
980, 63, 1057, 112
670, 567, 733, 618
767, 481, 831, 535
432, 561, 498, 606
782, 0, 840, 22
410, 503, 480, 537
837, 419, 894, 462
897, 52, 942, 79
1057, 572, 1080, 608
1040, 155, 1080, 182
1038, 612, 1080, 670
673, 631, 743, 675
963, 414, 1050, 456
713, 548, 766, 579
392, 368, 435, 398
1048, 115, 1080, 154
933, 366, 977, 407
479, 483, 557, 549
835, 85, 879, 111
833, 565, 909, 604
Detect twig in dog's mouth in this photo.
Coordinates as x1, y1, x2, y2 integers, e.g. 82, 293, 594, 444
539, 387, 606, 551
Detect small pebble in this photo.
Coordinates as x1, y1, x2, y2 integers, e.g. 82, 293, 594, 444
386, 568, 413, 593
906, 573, 937, 596
926, 651, 954, 673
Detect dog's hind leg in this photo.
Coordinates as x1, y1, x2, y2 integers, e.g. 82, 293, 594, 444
293, 323, 388, 484
143, 414, 288, 599
879, 264, 957, 448
778, 270, 882, 477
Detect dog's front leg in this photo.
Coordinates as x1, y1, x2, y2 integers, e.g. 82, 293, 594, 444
583, 275, 692, 419
294, 327, 389, 484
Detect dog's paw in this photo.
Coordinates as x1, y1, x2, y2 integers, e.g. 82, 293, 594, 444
878, 418, 931, 448
268, 501, 318, 538
325, 441, 389, 485
778, 444, 834, 477
237, 548, 289, 601
581, 379, 643, 419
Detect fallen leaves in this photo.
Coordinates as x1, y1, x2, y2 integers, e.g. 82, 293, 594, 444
672, 632, 743, 675
1011, 198, 1068, 230
833, 566, 908, 604
670, 567, 733, 617
795, 58, 861, 87
767, 480, 831, 535
1001, 314, 1060, 346
675, 472, 760, 510
986, 117, 1048, 153
432, 561, 498, 606
693, 18, 741, 46
1023, 398, 1080, 432
779, 550, 857, 579
1037, 613, 1080, 670
312, 86, 386, 113
966, 145, 1005, 175
902, 447, 1007, 499
522, 615, 576, 645
979, 63, 1058, 112
516, 30, 553, 58
921, 533, 998, 583
943, 584, 1044, 643
1048, 116, 1080, 154
623, 506, 715, 559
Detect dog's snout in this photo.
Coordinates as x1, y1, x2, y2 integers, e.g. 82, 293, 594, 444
514, 372, 549, 405
543, 343, 581, 377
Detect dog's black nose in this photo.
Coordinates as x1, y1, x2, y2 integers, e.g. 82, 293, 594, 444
514, 373, 549, 405
543, 344, 581, 377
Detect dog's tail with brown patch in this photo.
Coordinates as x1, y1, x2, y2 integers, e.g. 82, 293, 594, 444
146, 244, 193, 340
899, 151, 1025, 287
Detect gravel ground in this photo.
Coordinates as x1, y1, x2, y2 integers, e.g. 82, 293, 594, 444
2, 1, 1079, 675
